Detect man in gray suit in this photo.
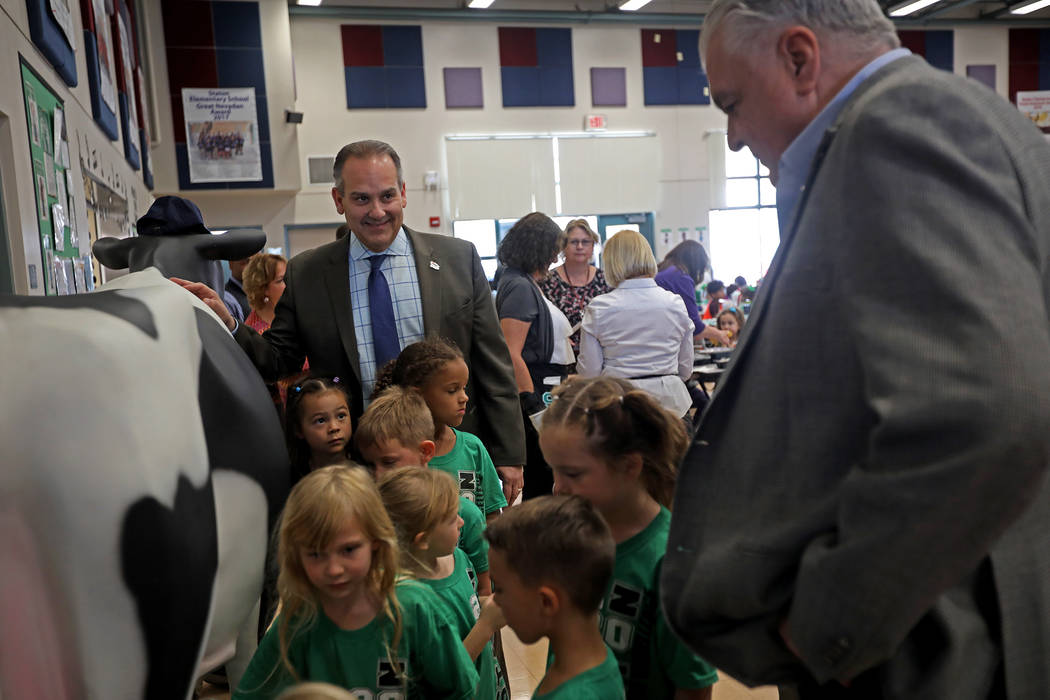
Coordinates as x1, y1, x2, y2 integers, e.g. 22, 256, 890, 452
662, 1, 1050, 698
177, 140, 525, 500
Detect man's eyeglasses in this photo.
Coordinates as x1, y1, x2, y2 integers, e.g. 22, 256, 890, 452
567, 239, 594, 248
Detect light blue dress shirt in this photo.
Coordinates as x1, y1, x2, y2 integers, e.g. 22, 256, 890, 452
776, 48, 911, 235
349, 227, 424, 399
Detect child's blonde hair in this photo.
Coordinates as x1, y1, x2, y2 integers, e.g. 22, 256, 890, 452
541, 377, 687, 508
275, 465, 402, 681
377, 467, 460, 576
355, 385, 435, 453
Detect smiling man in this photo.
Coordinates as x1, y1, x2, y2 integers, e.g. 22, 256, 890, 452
662, 1, 1050, 699
181, 140, 525, 501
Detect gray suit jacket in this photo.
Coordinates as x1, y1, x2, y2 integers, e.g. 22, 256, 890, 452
234, 226, 525, 466
662, 56, 1050, 698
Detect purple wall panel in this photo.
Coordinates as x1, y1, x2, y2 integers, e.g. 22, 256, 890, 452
591, 67, 626, 106
444, 67, 483, 108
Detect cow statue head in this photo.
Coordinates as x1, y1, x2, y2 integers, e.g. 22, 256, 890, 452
93, 196, 265, 292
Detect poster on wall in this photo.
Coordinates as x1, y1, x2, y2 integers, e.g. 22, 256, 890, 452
92, 0, 118, 114
182, 87, 263, 183
1016, 90, 1050, 133
49, 0, 76, 49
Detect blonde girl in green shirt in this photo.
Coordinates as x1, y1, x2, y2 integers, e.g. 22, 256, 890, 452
234, 466, 478, 699
379, 467, 506, 699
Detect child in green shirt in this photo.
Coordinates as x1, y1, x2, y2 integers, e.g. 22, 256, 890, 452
379, 467, 506, 700
356, 384, 490, 595
372, 339, 508, 518
233, 466, 478, 699
538, 377, 719, 699
486, 495, 625, 700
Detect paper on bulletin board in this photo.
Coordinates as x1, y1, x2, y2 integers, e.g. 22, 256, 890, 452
91, 0, 117, 113
1017, 90, 1050, 133
183, 87, 263, 183
26, 88, 40, 145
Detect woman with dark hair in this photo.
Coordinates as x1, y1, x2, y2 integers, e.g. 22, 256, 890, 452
539, 219, 611, 353
495, 212, 573, 499
655, 241, 730, 346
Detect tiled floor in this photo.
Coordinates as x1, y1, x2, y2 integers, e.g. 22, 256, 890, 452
500, 626, 779, 700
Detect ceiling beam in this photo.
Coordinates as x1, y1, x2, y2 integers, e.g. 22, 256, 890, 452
288, 5, 706, 26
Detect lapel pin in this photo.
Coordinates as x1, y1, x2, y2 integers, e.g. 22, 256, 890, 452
429, 260, 440, 270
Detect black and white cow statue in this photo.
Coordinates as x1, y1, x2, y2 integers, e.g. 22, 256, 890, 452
0, 216, 289, 699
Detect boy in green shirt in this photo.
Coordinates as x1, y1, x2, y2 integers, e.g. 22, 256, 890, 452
356, 386, 490, 594
486, 496, 624, 699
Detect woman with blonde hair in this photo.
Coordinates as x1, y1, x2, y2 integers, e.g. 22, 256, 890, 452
242, 252, 307, 403
576, 230, 695, 418
539, 219, 611, 353
242, 253, 288, 332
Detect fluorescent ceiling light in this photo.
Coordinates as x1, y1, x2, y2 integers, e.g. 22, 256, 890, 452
468, 0, 496, 7
296, 0, 322, 5
619, 0, 654, 10
1011, 0, 1050, 13
888, 0, 940, 16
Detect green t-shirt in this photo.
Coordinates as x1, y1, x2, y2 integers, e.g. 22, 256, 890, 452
599, 508, 718, 699
429, 429, 508, 515
458, 496, 489, 577
534, 646, 624, 700
419, 548, 499, 700
233, 579, 479, 700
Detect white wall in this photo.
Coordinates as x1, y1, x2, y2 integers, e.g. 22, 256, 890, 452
954, 25, 1010, 98
1, 2, 1024, 283
267, 17, 729, 251
0, 0, 152, 294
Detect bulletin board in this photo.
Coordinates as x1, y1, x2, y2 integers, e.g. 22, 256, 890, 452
21, 57, 90, 295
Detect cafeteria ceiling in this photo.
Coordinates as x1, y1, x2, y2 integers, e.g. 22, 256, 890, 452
288, 0, 1050, 25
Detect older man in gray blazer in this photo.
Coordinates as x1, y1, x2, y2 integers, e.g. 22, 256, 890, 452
662, 1, 1050, 698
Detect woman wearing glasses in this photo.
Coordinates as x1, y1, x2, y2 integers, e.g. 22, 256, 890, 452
539, 219, 611, 354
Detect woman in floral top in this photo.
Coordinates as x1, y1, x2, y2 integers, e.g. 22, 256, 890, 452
539, 219, 611, 353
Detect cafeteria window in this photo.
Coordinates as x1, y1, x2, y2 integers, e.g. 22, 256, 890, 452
709, 138, 779, 283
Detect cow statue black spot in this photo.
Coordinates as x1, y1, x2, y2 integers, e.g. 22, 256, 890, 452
0, 197, 289, 700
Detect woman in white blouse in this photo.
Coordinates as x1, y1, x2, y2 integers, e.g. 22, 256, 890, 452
577, 230, 694, 417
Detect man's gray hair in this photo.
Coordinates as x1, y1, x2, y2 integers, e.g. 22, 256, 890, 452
332, 140, 404, 194
700, 0, 900, 65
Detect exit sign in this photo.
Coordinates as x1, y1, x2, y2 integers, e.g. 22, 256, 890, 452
584, 114, 607, 131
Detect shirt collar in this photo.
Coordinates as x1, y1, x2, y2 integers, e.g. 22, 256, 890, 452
349, 226, 410, 261
776, 48, 911, 232
617, 277, 657, 289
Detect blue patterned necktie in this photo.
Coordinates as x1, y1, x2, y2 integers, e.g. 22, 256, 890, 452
368, 254, 399, 367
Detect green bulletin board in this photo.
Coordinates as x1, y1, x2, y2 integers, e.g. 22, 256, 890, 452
21, 57, 89, 295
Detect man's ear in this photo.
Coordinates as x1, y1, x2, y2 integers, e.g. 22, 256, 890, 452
538, 585, 561, 618
419, 440, 437, 465
331, 187, 345, 215
779, 26, 820, 94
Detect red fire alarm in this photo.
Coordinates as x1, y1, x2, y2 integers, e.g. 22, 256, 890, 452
429, 216, 441, 228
